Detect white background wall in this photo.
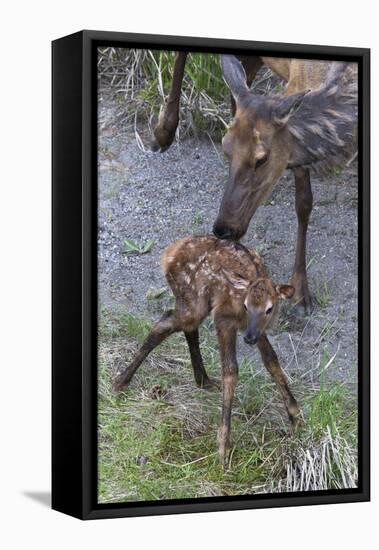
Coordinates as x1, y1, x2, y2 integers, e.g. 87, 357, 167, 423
1, 1, 376, 548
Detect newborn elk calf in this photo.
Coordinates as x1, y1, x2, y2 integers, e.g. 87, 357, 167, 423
113, 236, 302, 464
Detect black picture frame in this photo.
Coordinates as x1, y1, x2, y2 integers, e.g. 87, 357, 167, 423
52, 30, 370, 520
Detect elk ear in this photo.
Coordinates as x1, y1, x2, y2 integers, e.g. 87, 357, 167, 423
275, 284, 295, 300
273, 90, 310, 126
222, 269, 250, 290
221, 55, 250, 103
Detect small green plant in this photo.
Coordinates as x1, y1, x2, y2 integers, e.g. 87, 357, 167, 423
193, 211, 203, 226
315, 280, 331, 309
146, 287, 167, 300
123, 238, 155, 255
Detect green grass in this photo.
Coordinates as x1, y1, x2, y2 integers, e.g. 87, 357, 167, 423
98, 307, 358, 503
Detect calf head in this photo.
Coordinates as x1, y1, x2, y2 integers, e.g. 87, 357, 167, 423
225, 272, 294, 345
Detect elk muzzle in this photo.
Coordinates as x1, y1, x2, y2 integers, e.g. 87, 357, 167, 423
243, 333, 258, 346
213, 221, 245, 241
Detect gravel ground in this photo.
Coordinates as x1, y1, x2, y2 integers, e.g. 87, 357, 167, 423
98, 96, 358, 386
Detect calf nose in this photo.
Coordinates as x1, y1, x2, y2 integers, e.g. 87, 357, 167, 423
244, 335, 257, 346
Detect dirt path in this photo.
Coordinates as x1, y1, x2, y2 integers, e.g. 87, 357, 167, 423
98, 97, 358, 386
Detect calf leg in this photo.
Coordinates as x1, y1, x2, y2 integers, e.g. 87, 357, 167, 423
257, 334, 302, 428
151, 52, 188, 152
113, 310, 180, 392
215, 320, 238, 466
184, 329, 213, 388
290, 166, 313, 315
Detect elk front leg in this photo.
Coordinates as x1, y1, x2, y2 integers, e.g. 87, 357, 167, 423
113, 310, 179, 392
215, 321, 238, 466
184, 329, 215, 389
257, 334, 302, 428
290, 166, 313, 316
151, 52, 188, 152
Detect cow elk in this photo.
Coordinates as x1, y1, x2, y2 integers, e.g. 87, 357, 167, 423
113, 235, 302, 465
151, 53, 357, 315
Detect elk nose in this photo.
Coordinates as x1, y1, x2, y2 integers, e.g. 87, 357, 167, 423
244, 335, 257, 346
213, 222, 241, 241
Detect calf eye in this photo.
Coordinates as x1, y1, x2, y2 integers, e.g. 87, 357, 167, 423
266, 306, 273, 315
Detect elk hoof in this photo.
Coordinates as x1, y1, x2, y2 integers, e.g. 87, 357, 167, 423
150, 138, 171, 153
291, 291, 313, 317
151, 126, 176, 153
150, 139, 161, 152
290, 273, 313, 317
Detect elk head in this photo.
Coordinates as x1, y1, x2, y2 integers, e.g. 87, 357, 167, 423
213, 55, 309, 240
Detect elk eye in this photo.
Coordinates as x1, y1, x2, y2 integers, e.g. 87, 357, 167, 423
255, 155, 268, 170
266, 306, 273, 315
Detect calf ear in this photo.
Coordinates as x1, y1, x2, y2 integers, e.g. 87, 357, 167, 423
221, 55, 250, 103
276, 284, 295, 299
222, 269, 250, 290
273, 90, 310, 126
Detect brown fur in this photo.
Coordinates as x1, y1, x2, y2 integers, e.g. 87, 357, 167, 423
114, 235, 301, 465
213, 56, 357, 314
151, 53, 357, 314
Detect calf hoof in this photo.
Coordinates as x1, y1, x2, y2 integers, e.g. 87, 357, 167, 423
291, 413, 305, 432
112, 381, 126, 394
112, 373, 131, 394
219, 447, 232, 470
218, 430, 232, 469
